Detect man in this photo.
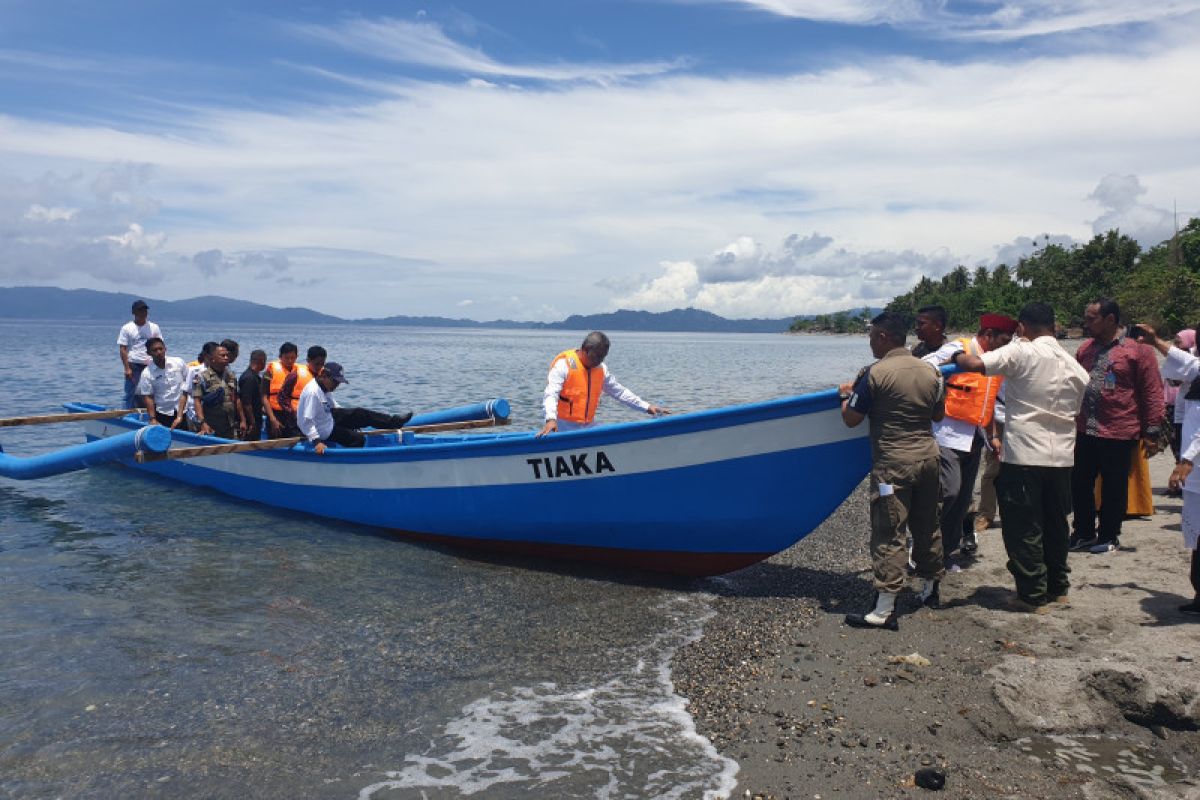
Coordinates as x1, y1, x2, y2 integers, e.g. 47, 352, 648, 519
920, 314, 1016, 568
191, 344, 246, 439
1138, 323, 1200, 616
221, 338, 240, 370
972, 394, 1005, 532
839, 311, 945, 630
952, 302, 1089, 611
262, 342, 300, 438
118, 299, 163, 410
136, 337, 189, 428
276, 345, 326, 437
297, 362, 413, 453
1070, 298, 1163, 554
537, 331, 667, 436
239, 349, 268, 441
911, 305, 948, 359
183, 341, 218, 431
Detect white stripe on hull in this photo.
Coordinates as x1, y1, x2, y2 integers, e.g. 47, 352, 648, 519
87, 408, 864, 490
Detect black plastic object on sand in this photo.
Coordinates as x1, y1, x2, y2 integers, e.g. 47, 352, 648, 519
914, 767, 946, 790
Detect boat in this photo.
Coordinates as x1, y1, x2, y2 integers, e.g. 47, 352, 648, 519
6, 392, 870, 576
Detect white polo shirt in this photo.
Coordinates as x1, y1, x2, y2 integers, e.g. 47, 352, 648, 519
117, 321, 163, 365
979, 335, 1088, 467
136, 356, 189, 415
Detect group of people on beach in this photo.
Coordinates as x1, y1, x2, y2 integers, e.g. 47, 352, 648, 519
118, 303, 667, 453
838, 299, 1199, 630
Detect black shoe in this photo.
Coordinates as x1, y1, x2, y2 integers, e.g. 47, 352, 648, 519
1179, 599, 1200, 615
919, 579, 941, 609
1069, 536, 1098, 552
391, 411, 414, 429
844, 612, 899, 631
961, 530, 978, 555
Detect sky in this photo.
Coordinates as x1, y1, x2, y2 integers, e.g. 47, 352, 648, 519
1, 1, 1198, 321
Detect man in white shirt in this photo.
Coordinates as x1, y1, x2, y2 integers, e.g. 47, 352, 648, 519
117, 299, 163, 410
537, 331, 667, 436
136, 337, 189, 428
952, 302, 1089, 612
297, 362, 413, 454
920, 313, 1016, 569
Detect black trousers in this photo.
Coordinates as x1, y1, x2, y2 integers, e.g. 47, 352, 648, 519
1071, 435, 1137, 544
274, 410, 301, 439
325, 407, 399, 448
1192, 549, 1200, 599
153, 411, 178, 427
997, 463, 1072, 605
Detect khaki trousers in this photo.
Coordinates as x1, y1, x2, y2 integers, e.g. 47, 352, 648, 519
869, 457, 944, 593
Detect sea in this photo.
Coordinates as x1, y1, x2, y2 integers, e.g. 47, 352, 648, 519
0, 321, 870, 799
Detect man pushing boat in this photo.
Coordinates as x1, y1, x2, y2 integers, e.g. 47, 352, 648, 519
537, 331, 668, 436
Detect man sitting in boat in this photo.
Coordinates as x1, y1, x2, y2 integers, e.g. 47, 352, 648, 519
297, 362, 414, 453
190, 344, 247, 439
136, 337, 189, 429
537, 331, 668, 436
275, 345, 325, 437
261, 342, 299, 439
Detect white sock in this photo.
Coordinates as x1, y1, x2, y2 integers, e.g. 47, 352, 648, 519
865, 592, 897, 624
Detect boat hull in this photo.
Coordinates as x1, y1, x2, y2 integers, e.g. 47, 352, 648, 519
69, 395, 869, 576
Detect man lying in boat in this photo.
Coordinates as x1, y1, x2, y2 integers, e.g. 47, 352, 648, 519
537, 331, 668, 436
297, 362, 414, 454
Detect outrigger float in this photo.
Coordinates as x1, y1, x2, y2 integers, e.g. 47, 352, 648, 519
1, 392, 870, 576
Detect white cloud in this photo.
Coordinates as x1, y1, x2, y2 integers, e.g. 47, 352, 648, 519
290, 17, 684, 83
1088, 174, 1178, 245
1, 20, 1197, 319
713, 0, 1200, 40
612, 234, 959, 315
990, 233, 1078, 267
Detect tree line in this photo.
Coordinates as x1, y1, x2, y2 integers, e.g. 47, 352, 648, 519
881, 218, 1200, 334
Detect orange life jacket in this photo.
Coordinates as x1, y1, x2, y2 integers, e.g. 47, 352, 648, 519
265, 359, 295, 412
944, 338, 1003, 428
553, 349, 604, 424
288, 365, 315, 408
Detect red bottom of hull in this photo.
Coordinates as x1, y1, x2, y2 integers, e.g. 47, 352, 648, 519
390, 529, 771, 577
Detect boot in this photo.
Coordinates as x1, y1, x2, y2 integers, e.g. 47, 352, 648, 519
845, 591, 899, 631
390, 411, 414, 429
918, 578, 940, 609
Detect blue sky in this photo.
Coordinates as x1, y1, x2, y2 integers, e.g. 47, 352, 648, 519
2, 1, 1198, 319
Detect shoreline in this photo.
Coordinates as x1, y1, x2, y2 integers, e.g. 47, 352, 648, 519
674, 453, 1199, 799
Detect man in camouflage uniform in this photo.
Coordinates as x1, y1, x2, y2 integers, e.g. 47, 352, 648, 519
191, 344, 246, 439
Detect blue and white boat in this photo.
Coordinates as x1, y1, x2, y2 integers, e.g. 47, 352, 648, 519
49, 393, 869, 576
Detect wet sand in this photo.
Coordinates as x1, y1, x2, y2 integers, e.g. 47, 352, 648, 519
674, 453, 1200, 799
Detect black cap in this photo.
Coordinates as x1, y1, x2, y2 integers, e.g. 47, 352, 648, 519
322, 362, 348, 384
132, 299, 149, 312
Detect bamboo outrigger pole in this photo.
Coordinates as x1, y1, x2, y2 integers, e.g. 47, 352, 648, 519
0, 409, 145, 428
135, 415, 510, 463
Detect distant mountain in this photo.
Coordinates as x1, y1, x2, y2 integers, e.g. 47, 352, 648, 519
551, 307, 796, 333
0, 287, 341, 324
0, 286, 802, 333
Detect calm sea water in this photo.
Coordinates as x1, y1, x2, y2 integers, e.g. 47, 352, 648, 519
0, 321, 870, 799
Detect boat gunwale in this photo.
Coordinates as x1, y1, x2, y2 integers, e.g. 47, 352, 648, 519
66, 387, 853, 462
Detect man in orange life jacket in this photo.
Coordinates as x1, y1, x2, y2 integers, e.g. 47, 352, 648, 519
261, 342, 299, 438
275, 345, 326, 438
537, 331, 667, 436
920, 313, 1017, 571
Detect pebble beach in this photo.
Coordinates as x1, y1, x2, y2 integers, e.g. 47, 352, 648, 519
674, 452, 1200, 799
